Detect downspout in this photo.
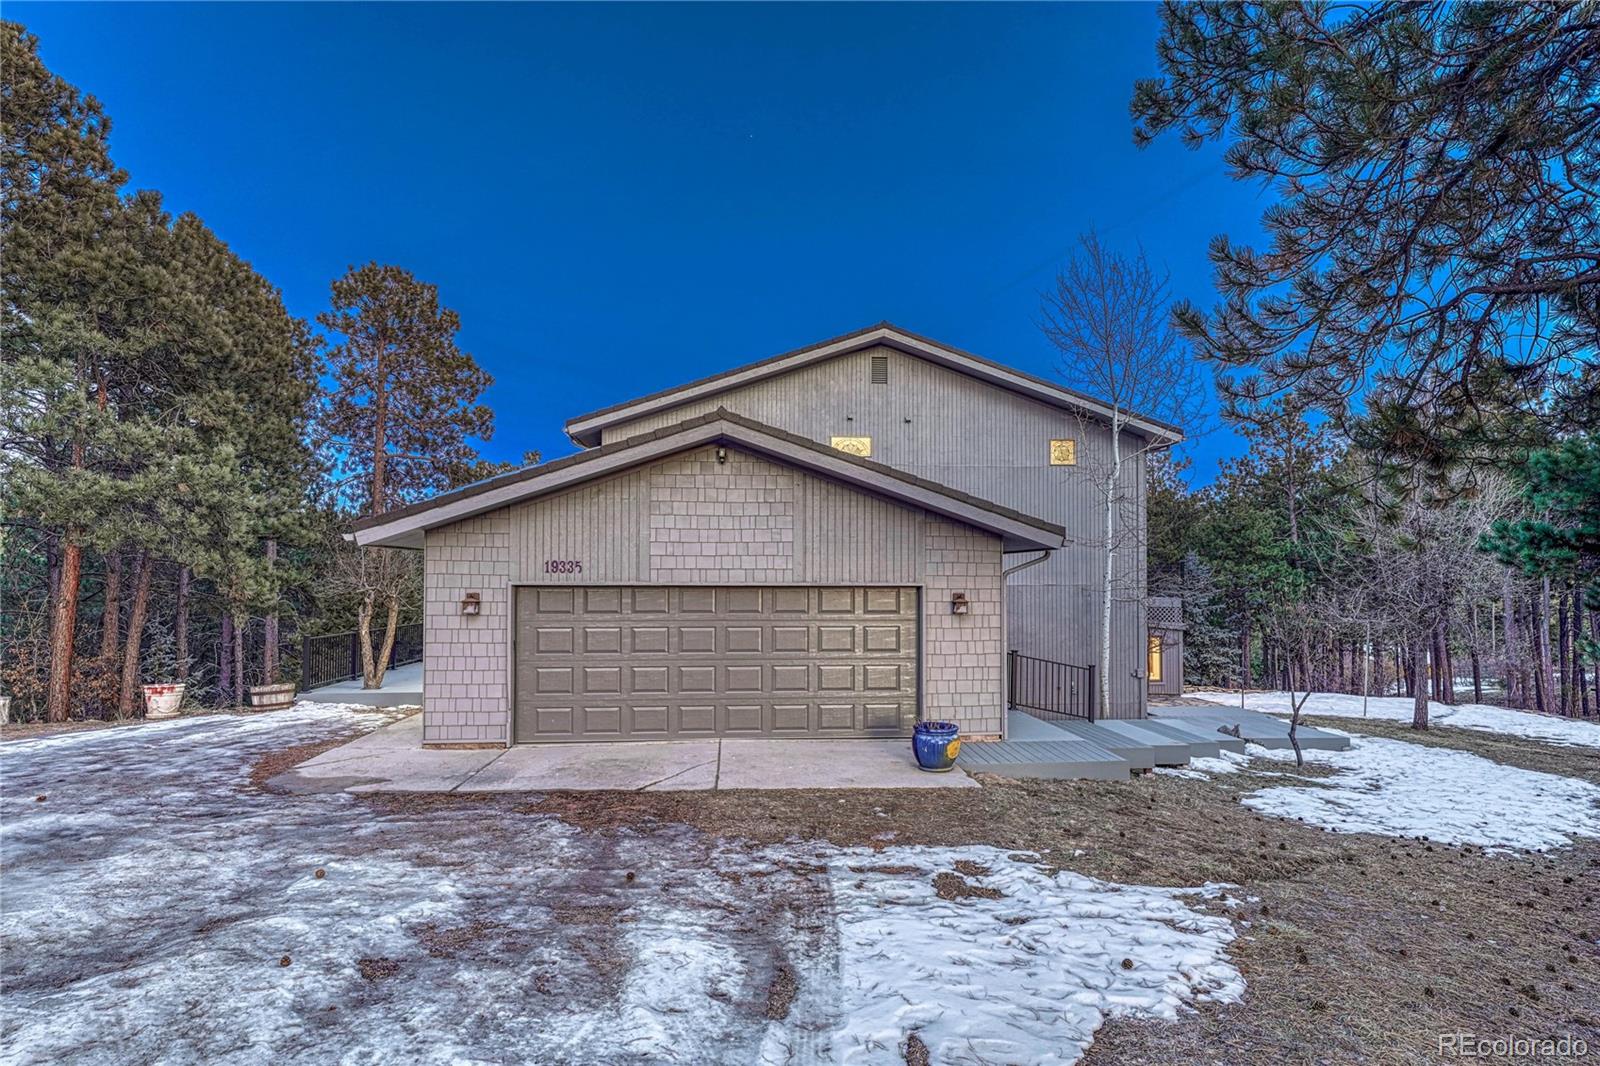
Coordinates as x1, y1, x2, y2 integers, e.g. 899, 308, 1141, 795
1003, 549, 1053, 578
1000, 549, 1054, 740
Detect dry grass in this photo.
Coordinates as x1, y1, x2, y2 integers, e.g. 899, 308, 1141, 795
2, 717, 135, 741
248, 731, 366, 792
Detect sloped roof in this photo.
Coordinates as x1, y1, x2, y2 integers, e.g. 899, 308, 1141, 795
350, 408, 1067, 552
564, 322, 1186, 447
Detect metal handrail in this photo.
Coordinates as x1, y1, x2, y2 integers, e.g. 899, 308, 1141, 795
301, 623, 423, 691
1008, 650, 1096, 722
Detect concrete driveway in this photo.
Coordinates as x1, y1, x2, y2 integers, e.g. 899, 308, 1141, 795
273, 712, 978, 793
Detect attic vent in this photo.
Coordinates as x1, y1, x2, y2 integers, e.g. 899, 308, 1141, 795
870, 354, 888, 384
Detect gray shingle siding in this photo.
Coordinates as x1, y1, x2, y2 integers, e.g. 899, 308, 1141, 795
422, 444, 1009, 742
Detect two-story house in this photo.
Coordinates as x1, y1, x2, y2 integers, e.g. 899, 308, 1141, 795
350, 324, 1183, 746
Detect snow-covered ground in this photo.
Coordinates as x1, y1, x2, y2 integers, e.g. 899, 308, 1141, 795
1165, 722, 1600, 851
1192, 690, 1600, 750
1243, 734, 1600, 851
1, 704, 1241, 1065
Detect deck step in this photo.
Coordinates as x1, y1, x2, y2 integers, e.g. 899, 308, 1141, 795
1142, 718, 1248, 754
1035, 720, 1157, 771
1150, 706, 1351, 751
1090, 720, 1194, 766
961, 737, 1131, 781
1119, 719, 1227, 758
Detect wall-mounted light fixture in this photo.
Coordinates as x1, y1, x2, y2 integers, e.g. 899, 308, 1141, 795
715, 446, 727, 464
461, 591, 481, 616
950, 592, 970, 616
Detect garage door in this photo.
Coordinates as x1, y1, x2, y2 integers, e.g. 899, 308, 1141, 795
513, 586, 919, 742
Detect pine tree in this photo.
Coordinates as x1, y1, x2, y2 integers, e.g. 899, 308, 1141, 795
317, 263, 496, 687
1133, 2, 1600, 466
3, 22, 127, 720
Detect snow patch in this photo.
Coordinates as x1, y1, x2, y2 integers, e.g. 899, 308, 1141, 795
1, 701, 1242, 1065
823, 848, 1241, 1065
1191, 690, 1600, 749
1239, 735, 1600, 851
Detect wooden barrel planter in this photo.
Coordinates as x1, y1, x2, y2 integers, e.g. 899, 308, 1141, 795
247, 683, 297, 712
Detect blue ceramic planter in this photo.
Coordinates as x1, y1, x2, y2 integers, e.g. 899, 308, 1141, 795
913, 721, 961, 772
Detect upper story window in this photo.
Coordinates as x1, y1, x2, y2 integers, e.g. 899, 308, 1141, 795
1049, 439, 1077, 465
831, 436, 872, 457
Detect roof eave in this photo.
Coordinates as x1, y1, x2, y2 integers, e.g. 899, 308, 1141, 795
562, 324, 1186, 447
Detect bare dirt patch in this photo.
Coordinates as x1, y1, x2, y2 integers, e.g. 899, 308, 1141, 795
763, 963, 798, 1020
412, 918, 511, 959
357, 957, 401, 981
932, 871, 1003, 901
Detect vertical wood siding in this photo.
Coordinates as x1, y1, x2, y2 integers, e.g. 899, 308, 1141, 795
599, 345, 1153, 717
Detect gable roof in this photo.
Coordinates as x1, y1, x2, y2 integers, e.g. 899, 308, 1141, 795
350, 408, 1068, 552
563, 322, 1186, 448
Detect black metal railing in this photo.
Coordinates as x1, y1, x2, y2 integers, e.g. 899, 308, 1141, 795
300, 623, 423, 691
1008, 650, 1096, 722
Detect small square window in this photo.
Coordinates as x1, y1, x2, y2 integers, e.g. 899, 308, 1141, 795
1049, 439, 1077, 466
831, 436, 872, 457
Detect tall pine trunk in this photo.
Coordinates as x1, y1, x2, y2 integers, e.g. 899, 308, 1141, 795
219, 612, 235, 706
1469, 602, 1483, 704
99, 549, 123, 663
117, 550, 154, 716
175, 566, 191, 683
1535, 578, 1555, 714
232, 613, 245, 705
1557, 584, 1572, 716
262, 539, 279, 683
45, 533, 83, 723
1409, 635, 1429, 730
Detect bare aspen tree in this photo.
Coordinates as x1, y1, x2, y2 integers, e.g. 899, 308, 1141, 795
1040, 233, 1209, 717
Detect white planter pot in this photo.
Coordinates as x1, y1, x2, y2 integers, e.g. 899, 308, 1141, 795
247, 682, 296, 712
142, 683, 186, 720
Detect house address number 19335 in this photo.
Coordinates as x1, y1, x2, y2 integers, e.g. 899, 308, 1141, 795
543, 559, 584, 574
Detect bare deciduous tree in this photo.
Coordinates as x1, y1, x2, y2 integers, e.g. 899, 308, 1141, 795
1040, 232, 1210, 716
328, 538, 421, 689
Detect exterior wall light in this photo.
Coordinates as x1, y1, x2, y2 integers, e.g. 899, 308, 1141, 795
950, 592, 970, 615
461, 592, 481, 616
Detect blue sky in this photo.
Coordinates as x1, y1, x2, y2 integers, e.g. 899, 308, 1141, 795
13, 2, 1269, 482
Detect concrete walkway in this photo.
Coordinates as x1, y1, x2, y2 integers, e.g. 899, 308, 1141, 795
272, 712, 979, 793
305, 663, 423, 708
